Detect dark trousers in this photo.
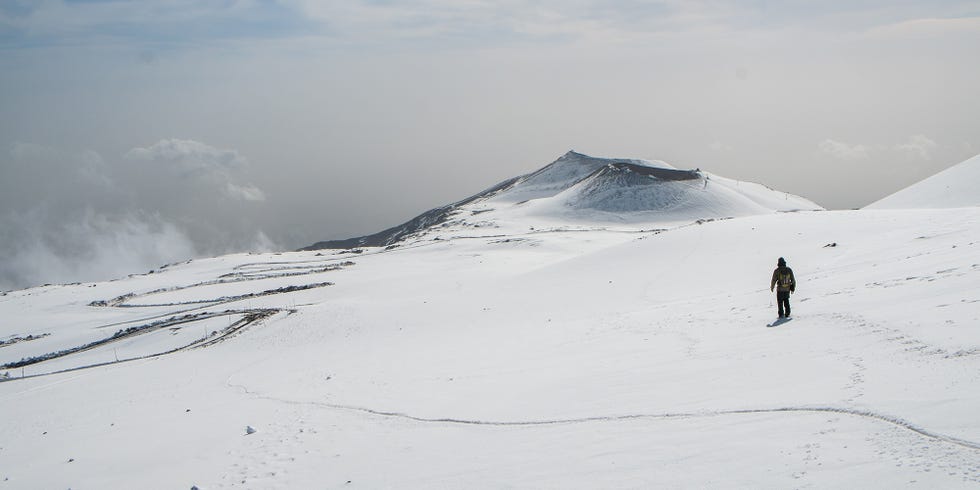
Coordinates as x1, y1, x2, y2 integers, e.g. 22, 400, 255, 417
776, 291, 791, 317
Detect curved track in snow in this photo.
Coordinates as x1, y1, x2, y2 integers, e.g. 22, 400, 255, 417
1, 258, 353, 381
226, 379, 980, 452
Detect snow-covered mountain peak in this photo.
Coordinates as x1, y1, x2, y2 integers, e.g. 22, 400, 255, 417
491, 151, 620, 203
303, 151, 822, 250
547, 162, 702, 213
489, 151, 684, 204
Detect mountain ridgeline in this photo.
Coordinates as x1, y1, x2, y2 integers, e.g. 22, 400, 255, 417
300, 174, 522, 251
301, 151, 817, 250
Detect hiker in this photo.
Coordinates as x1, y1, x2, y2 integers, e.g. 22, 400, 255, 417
770, 257, 796, 318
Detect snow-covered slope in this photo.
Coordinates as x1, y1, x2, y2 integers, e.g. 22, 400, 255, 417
303, 151, 821, 249
867, 153, 980, 209
2, 205, 979, 488
484, 151, 685, 204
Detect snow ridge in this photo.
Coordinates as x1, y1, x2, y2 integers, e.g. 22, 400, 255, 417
867, 153, 980, 209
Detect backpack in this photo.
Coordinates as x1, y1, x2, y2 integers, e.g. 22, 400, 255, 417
777, 269, 795, 292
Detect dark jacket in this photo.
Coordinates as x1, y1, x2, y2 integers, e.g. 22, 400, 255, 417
771, 266, 796, 293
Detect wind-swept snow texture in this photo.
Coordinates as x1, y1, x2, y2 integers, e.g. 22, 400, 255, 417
867, 153, 980, 209
302, 151, 821, 250
1, 154, 979, 489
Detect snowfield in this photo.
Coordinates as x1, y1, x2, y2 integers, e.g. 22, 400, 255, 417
868, 153, 980, 210
1, 153, 978, 489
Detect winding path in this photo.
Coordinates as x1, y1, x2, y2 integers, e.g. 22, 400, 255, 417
226, 378, 980, 452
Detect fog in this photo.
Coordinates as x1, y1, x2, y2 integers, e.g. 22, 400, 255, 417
0, 140, 275, 290
1, 1, 978, 289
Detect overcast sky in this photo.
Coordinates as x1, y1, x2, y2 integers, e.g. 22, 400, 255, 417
2, 0, 979, 289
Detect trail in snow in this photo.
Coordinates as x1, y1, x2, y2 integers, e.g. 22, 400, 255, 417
225, 378, 980, 452
1, 257, 354, 379
2, 310, 283, 381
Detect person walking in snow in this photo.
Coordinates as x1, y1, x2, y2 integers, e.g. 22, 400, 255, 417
770, 257, 796, 318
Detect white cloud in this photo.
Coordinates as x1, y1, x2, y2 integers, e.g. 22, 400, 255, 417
867, 16, 980, 40
225, 182, 267, 202
896, 134, 937, 160
0, 209, 197, 291
819, 135, 940, 163
0, 140, 279, 289
283, 0, 719, 45
125, 138, 268, 202
248, 230, 279, 253
125, 138, 247, 178
819, 139, 870, 161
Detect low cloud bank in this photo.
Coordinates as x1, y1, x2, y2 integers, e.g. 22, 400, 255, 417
0, 209, 196, 289
0, 140, 278, 291
818, 135, 939, 163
